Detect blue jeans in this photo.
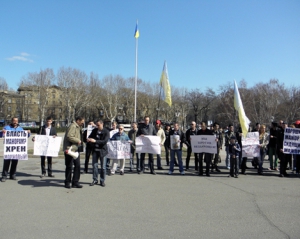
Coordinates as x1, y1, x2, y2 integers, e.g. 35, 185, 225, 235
170, 150, 184, 172
258, 148, 266, 173
92, 151, 107, 183
225, 146, 230, 168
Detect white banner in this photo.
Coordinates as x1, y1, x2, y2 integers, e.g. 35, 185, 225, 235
33, 135, 62, 157
191, 135, 217, 154
283, 127, 300, 154
3, 130, 28, 160
135, 136, 161, 154
107, 141, 131, 159
170, 135, 180, 150
242, 132, 260, 157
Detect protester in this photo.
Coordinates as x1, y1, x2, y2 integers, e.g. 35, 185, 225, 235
1, 117, 31, 182
294, 120, 300, 175
268, 122, 279, 171
63, 116, 85, 188
137, 116, 157, 174
110, 124, 130, 175
32, 116, 57, 178
228, 136, 241, 178
87, 119, 110, 186
212, 122, 223, 172
257, 125, 269, 175
128, 122, 139, 172
185, 121, 198, 171
277, 122, 289, 177
224, 124, 235, 169
106, 121, 118, 175
251, 123, 260, 168
82, 121, 95, 174
168, 122, 185, 175
164, 124, 171, 166
197, 121, 214, 177
155, 120, 166, 170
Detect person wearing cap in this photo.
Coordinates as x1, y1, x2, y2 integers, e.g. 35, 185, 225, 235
155, 120, 166, 170
228, 136, 241, 178
277, 121, 289, 177
110, 124, 130, 175
268, 122, 279, 171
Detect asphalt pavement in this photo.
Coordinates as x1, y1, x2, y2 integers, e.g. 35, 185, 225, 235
0, 134, 299, 239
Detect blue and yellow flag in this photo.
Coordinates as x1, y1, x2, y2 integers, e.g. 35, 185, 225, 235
134, 22, 139, 38
160, 61, 172, 107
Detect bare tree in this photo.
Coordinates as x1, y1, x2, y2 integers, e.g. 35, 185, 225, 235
20, 68, 55, 124
57, 67, 90, 124
0, 77, 9, 91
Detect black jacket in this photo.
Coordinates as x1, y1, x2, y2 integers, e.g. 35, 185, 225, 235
88, 127, 110, 157
38, 125, 57, 136
197, 128, 213, 136
137, 123, 156, 136
164, 130, 171, 148
185, 128, 198, 148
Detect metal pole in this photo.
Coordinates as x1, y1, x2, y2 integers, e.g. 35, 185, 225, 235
134, 33, 138, 122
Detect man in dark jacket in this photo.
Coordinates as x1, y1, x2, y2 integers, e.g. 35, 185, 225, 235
33, 116, 57, 178
277, 122, 289, 177
82, 121, 95, 174
185, 121, 198, 171
268, 122, 278, 171
87, 119, 110, 186
197, 121, 214, 177
212, 122, 223, 172
136, 116, 157, 174
128, 122, 139, 172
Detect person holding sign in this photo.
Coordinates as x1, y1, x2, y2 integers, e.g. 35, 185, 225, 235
87, 120, 110, 187
197, 122, 214, 177
137, 116, 157, 175
63, 116, 85, 189
1, 117, 31, 182
168, 122, 186, 175
110, 124, 130, 175
32, 116, 57, 178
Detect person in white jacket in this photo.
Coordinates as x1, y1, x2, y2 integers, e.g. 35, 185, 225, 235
155, 120, 166, 170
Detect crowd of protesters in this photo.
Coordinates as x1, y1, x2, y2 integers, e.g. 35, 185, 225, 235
1, 116, 299, 188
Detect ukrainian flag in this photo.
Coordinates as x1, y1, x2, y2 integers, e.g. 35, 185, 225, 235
160, 61, 172, 107
134, 22, 139, 38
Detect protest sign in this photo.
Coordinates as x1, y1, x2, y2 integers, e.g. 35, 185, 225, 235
3, 130, 28, 160
33, 135, 62, 157
170, 135, 180, 150
190, 135, 217, 154
283, 127, 300, 154
241, 132, 260, 157
107, 141, 131, 159
135, 136, 161, 154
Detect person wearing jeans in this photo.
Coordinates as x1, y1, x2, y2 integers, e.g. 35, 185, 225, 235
87, 119, 110, 187
168, 122, 186, 175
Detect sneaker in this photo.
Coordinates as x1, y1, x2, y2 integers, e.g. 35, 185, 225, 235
268, 167, 273, 171
180, 171, 185, 175
168, 171, 173, 175
1, 177, 6, 182
40, 173, 46, 178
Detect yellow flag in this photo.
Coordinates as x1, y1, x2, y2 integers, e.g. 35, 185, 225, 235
134, 22, 139, 38
234, 80, 250, 137
160, 61, 172, 107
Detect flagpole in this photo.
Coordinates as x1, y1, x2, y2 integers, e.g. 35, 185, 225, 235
134, 21, 138, 123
